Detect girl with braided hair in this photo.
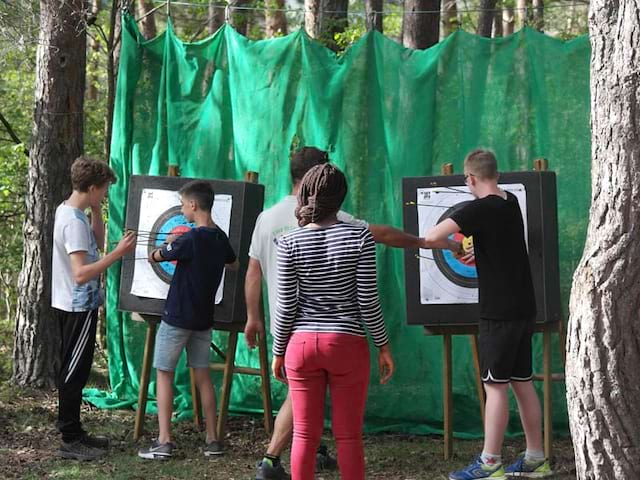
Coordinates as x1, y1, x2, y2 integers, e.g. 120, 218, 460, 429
271, 163, 394, 480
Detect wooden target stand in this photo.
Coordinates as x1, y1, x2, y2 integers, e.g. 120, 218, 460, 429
132, 167, 273, 441
430, 160, 566, 461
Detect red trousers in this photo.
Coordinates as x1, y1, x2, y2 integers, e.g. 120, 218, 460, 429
285, 332, 370, 480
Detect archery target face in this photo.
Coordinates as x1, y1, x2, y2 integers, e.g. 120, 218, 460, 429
130, 188, 233, 303
417, 183, 527, 304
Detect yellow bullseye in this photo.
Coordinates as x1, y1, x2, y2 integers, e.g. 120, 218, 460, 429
462, 235, 474, 253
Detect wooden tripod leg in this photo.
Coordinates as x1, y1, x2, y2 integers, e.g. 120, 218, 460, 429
443, 334, 453, 460
258, 332, 274, 435
190, 368, 203, 428
216, 331, 238, 440
543, 327, 553, 459
470, 334, 486, 423
134, 318, 158, 441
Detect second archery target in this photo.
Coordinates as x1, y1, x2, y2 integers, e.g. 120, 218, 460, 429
403, 171, 561, 327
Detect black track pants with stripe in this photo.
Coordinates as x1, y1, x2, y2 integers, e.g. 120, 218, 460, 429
55, 308, 98, 443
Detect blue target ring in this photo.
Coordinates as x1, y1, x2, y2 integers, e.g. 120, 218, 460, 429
148, 206, 194, 284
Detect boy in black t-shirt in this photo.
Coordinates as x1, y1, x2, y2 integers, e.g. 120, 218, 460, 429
138, 180, 238, 460
423, 150, 552, 479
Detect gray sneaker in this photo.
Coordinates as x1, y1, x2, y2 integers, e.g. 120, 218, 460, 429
138, 439, 176, 460
56, 440, 106, 461
204, 440, 224, 457
256, 459, 291, 480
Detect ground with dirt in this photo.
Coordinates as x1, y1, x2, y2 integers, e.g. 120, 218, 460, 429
0, 380, 577, 480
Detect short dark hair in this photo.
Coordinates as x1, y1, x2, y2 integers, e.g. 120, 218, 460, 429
290, 147, 330, 183
71, 156, 116, 192
179, 180, 214, 212
464, 149, 498, 180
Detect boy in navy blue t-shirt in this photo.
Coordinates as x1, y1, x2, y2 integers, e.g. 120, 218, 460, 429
139, 180, 238, 460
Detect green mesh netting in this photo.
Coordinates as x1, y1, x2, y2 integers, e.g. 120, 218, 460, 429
86, 13, 591, 437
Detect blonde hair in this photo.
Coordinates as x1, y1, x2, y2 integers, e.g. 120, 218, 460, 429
464, 149, 498, 180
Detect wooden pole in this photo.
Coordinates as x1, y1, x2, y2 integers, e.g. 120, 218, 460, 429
134, 316, 159, 441
217, 331, 239, 439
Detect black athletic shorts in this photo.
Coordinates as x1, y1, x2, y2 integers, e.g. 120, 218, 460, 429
479, 318, 534, 384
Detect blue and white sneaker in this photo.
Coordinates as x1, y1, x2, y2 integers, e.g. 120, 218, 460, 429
449, 456, 506, 480
505, 454, 553, 477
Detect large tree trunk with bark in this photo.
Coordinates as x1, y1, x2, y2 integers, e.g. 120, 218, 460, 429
566, 0, 640, 478
265, 0, 288, 37
137, 0, 157, 39
402, 0, 440, 49
13, 0, 87, 387
477, 0, 497, 37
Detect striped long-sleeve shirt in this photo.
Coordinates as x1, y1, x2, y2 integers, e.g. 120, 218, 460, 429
272, 222, 389, 356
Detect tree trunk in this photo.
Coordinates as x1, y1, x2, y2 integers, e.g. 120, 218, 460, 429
492, 6, 503, 37
305, 0, 322, 39
440, 0, 458, 39
516, 0, 531, 29
136, 0, 157, 39
208, 1, 224, 35
365, 0, 383, 33
13, 0, 87, 387
87, 0, 101, 101
265, 0, 288, 37
503, 6, 515, 35
477, 0, 497, 37
566, 0, 640, 478
532, 0, 543, 31
228, 0, 250, 36
104, 0, 125, 159
402, 0, 440, 49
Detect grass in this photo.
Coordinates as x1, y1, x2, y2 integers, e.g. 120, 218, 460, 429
0, 381, 577, 480
0, 317, 576, 479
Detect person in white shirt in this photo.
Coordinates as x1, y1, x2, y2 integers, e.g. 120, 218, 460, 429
244, 147, 427, 480
52, 157, 135, 461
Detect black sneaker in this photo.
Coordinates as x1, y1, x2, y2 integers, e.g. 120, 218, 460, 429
138, 439, 176, 460
80, 432, 110, 449
56, 440, 106, 461
256, 459, 291, 480
316, 444, 338, 471
204, 440, 224, 457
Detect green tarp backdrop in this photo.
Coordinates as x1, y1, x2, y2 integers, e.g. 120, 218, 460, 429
87, 13, 591, 437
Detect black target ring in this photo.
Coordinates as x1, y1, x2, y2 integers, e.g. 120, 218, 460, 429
432, 201, 478, 289
147, 206, 193, 284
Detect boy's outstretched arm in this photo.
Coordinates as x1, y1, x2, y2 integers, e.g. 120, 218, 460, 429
423, 218, 464, 253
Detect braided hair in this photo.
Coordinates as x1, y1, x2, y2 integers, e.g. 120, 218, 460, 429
295, 164, 348, 227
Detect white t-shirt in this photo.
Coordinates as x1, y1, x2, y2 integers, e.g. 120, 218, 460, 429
248, 195, 368, 326
51, 203, 104, 312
